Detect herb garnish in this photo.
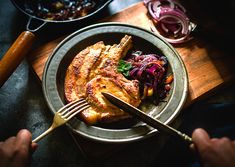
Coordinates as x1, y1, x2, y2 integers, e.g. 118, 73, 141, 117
117, 60, 132, 77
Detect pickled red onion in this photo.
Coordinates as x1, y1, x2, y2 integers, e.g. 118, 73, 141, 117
144, 0, 196, 44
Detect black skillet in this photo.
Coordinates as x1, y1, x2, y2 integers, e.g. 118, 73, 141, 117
0, 0, 112, 87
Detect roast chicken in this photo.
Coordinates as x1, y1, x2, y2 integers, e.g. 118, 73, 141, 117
64, 35, 141, 124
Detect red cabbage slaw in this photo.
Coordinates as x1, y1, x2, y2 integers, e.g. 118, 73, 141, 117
118, 51, 173, 105
144, 0, 196, 44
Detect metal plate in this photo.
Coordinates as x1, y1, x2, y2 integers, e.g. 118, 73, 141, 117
42, 22, 188, 143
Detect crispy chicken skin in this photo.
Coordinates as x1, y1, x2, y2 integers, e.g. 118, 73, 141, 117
64, 35, 141, 124
65, 41, 106, 101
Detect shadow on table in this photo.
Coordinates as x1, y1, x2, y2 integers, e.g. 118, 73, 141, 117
150, 90, 235, 167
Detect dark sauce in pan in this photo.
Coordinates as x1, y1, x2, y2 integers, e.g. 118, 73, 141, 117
24, 0, 100, 21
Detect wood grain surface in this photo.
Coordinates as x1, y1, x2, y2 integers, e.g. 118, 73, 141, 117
28, 2, 235, 106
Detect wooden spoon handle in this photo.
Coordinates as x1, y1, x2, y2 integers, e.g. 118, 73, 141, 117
0, 31, 35, 87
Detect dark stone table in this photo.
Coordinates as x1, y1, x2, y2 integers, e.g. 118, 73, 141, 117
1, 1, 235, 167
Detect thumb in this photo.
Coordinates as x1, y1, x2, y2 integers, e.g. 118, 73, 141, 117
31, 142, 38, 153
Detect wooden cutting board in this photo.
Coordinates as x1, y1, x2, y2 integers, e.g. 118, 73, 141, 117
28, 2, 235, 106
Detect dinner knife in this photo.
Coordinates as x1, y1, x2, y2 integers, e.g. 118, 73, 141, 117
102, 92, 192, 144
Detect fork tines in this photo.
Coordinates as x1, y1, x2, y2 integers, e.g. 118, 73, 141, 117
58, 98, 90, 121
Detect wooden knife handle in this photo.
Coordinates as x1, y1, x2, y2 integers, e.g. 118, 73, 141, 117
0, 31, 35, 87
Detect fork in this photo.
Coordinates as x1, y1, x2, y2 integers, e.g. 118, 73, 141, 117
32, 98, 90, 143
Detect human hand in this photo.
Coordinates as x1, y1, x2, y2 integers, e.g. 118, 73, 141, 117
0, 129, 38, 167
192, 128, 235, 167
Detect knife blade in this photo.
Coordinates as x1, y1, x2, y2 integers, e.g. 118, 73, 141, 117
102, 92, 192, 144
